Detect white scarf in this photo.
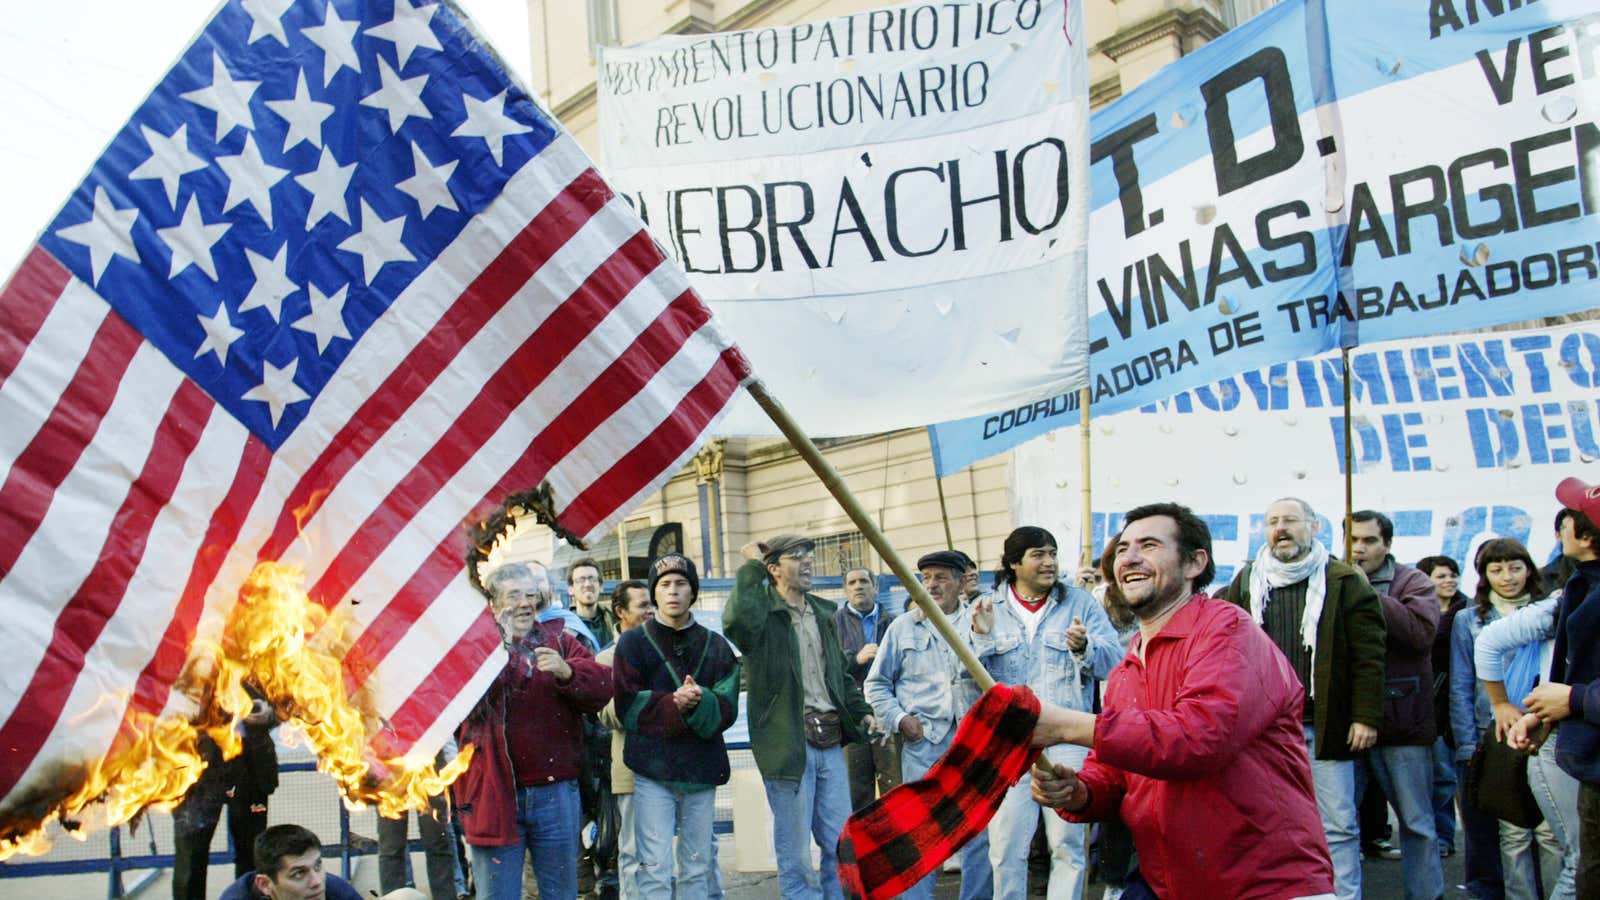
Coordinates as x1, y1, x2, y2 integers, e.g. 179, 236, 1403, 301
1248, 540, 1329, 698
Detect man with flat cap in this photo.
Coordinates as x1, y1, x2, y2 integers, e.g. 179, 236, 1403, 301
725, 534, 879, 900
864, 549, 991, 900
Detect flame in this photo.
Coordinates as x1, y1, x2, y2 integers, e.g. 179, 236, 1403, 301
0, 561, 473, 859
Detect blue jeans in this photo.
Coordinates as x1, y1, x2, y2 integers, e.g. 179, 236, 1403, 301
1431, 737, 1458, 851
1305, 726, 1361, 900
1498, 816, 1562, 900
1527, 732, 1581, 900
1365, 745, 1444, 900
899, 730, 992, 900
763, 743, 850, 900
989, 743, 1087, 900
618, 792, 638, 899
633, 776, 715, 899
471, 780, 580, 900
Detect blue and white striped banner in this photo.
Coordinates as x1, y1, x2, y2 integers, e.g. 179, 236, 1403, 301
930, 0, 1600, 474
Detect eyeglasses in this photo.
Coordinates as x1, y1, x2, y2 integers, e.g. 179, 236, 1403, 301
781, 551, 815, 562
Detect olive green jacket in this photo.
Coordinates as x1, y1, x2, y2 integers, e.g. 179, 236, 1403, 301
723, 559, 874, 781
1224, 558, 1386, 760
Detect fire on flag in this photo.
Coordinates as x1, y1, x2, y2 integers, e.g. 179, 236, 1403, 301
0, 0, 751, 853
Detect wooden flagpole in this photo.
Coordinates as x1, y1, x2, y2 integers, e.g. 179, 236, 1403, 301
1342, 348, 1354, 560
1079, 386, 1093, 568
746, 380, 995, 692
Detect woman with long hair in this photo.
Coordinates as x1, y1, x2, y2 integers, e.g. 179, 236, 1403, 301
1450, 538, 1561, 900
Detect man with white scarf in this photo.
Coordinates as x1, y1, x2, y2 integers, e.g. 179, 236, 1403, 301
1224, 497, 1386, 900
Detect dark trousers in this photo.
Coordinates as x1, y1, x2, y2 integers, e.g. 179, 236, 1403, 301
844, 736, 902, 810
377, 794, 458, 900
172, 795, 265, 900
1579, 781, 1600, 898
227, 796, 268, 876
1457, 761, 1506, 900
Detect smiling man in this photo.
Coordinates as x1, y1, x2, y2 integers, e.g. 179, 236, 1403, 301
1028, 502, 1334, 900
970, 526, 1122, 900
567, 557, 616, 650
612, 554, 739, 899
1223, 498, 1385, 900
455, 562, 613, 900
724, 535, 878, 900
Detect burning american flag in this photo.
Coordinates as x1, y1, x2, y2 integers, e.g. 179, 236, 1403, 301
0, 0, 750, 851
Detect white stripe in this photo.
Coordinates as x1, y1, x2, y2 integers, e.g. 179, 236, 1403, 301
4, 413, 251, 808
364, 579, 493, 719
545, 320, 730, 514
0, 342, 186, 729
0, 277, 110, 480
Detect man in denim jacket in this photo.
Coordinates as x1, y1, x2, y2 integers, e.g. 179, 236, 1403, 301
969, 526, 1122, 900
864, 550, 990, 900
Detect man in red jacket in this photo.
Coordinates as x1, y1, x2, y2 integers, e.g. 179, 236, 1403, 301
1030, 502, 1335, 900
455, 561, 613, 900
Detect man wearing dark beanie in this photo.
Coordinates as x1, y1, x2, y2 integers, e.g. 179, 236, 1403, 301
611, 553, 740, 899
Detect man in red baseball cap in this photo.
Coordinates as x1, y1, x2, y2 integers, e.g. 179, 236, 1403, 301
1508, 477, 1600, 895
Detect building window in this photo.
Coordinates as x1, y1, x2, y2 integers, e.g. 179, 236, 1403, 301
587, 0, 619, 58
812, 531, 869, 578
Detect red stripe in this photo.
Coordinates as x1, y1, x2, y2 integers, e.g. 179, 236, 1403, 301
561, 348, 749, 537
305, 229, 665, 609
338, 290, 711, 691
368, 610, 502, 760
0, 248, 73, 394
256, 170, 613, 564
127, 436, 273, 721
0, 311, 143, 577
0, 380, 213, 799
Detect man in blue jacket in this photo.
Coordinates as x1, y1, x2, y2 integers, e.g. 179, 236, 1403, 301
219, 824, 365, 899
1512, 478, 1600, 896
969, 525, 1122, 900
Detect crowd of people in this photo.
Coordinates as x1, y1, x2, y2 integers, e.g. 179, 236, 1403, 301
174, 478, 1600, 900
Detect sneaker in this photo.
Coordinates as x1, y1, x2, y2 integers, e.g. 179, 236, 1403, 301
1362, 839, 1402, 860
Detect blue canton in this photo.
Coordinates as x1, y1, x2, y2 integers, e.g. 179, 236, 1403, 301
40, 0, 558, 448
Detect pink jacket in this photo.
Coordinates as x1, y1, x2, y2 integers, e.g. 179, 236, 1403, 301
1059, 594, 1333, 900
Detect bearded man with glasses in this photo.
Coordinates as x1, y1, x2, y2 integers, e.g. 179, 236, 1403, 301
1223, 498, 1386, 900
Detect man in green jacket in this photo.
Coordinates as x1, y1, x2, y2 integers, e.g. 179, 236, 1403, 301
723, 534, 879, 900
1224, 497, 1386, 900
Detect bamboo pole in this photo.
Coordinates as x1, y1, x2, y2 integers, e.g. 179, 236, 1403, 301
1342, 348, 1354, 560
1079, 387, 1093, 568
617, 518, 631, 580
932, 434, 956, 551
746, 380, 995, 692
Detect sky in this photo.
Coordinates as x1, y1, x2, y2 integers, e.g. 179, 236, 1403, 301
0, 0, 531, 280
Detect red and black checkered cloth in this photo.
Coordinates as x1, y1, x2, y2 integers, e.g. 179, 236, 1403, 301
838, 684, 1042, 900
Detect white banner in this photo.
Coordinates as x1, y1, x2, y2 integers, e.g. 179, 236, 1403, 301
598, 0, 1090, 434
1013, 321, 1600, 596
